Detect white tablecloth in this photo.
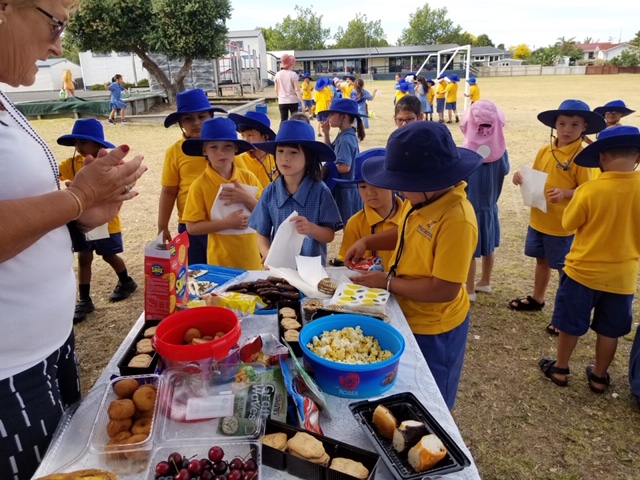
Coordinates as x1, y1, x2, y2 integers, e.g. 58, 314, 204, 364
34, 269, 480, 480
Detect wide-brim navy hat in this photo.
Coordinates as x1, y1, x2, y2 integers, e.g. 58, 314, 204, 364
303, 72, 311, 78
398, 82, 410, 92
317, 98, 367, 118
537, 99, 606, 135
574, 125, 640, 168
228, 111, 276, 140
362, 122, 483, 192
335, 148, 386, 184
253, 120, 336, 164
57, 118, 115, 149
344, 74, 356, 81
315, 77, 331, 90
164, 89, 227, 128
466, 77, 477, 85
593, 99, 635, 117
182, 117, 254, 156
449, 74, 460, 82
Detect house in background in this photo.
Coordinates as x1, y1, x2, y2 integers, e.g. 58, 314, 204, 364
78, 51, 149, 88
1, 58, 82, 93
470, 47, 512, 67
575, 42, 635, 64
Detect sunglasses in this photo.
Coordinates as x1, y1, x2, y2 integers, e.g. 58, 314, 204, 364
36, 6, 67, 42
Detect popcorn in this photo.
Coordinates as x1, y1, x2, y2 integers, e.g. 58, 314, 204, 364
307, 326, 393, 364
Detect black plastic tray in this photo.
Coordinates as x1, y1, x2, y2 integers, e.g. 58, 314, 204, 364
117, 320, 160, 376
262, 419, 380, 480
277, 300, 304, 357
349, 392, 470, 479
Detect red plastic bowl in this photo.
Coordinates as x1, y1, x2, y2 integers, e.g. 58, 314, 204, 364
153, 306, 241, 362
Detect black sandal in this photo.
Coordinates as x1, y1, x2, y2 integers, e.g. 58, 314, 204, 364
586, 364, 610, 394
539, 358, 570, 386
509, 295, 545, 311
545, 323, 560, 336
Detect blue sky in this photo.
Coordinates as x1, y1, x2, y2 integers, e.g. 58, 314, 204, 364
226, 0, 640, 49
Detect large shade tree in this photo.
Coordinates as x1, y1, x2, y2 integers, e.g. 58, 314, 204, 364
333, 13, 389, 48
66, 0, 232, 103
259, 6, 330, 50
397, 3, 461, 45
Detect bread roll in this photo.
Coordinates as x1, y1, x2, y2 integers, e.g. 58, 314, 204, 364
392, 420, 427, 453
407, 434, 447, 472
330, 457, 370, 479
372, 404, 397, 439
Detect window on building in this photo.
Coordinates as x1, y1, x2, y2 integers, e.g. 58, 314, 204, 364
92, 52, 111, 57
116, 52, 131, 57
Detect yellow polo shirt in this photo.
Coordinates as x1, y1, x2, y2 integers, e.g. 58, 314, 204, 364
395, 90, 408, 105
468, 84, 480, 103
235, 151, 278, 188
436, 81, 446, 99
161, 137, 208, 223
58, 155, 121, 234
341, 83, 354, 99
314, 87, 333, 114
563, 171, 640, 294
529, 137, 592, 236
445, 82, 458, 103
301, 81, 313, 101
338, 197, 410, 270
182, 164, 263, 270
427, 87, 435, 105
392, 183, 477, 335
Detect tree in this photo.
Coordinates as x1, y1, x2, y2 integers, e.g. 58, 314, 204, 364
512, 44, 532, 59
529, 45, 559, 66
497, 43, 505, 50
262, 6, 330, 50
440, 30, 475, 46
258, 27, 285, 51
333, 13, 388, 48
611, 47, 640, 67
582, 36, 593, 44
474, 34, 494, 47
555, 38, 584, 65
631, 31, 640, 47
61, 35, 80, 65
397, 4, 460, 45
67, 0, 231, 103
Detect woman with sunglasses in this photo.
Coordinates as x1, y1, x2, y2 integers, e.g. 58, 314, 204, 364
0, 2, 146, 478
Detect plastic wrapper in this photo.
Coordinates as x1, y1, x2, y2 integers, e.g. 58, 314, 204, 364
279, 356, 323, 435
329, 282, 390, 315
201, 291, 266, 316
228, 364, 288, 424
240, 333, 289, 367
347, 255, 384, 272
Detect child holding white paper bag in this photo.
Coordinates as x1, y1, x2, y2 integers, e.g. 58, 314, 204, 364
509, 100, 605, 328
249, 120, 343, 266
182, 117, 263, 270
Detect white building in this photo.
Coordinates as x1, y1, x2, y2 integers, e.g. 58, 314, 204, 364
78, 51, 149, 88
575, 42, 635, 64
0, 58, 82, 93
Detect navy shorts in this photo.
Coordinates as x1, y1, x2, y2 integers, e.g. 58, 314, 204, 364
303, 99, 314, 109
445, 102, 457, 110
524, 226, 573, 269
551, 274, 634, 337
75, 232, 124, 256
436, 98, 445, 113
414, 312, 470, 410
178, 223, 208, 265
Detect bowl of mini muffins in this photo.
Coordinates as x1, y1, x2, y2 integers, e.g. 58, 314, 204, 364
298, 315, 405, 398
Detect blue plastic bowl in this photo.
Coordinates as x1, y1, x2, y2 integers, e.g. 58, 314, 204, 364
299, 315, 405, 399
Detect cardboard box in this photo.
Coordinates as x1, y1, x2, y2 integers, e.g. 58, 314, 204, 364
144, 232, 189, 320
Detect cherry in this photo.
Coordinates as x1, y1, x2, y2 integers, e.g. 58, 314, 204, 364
187, 459, 203, 476
200, 471, 214, 480
200, 458, 213, 471
155, 460, 171, 476
227, 469, 242, 480
243, 471, 258, 480
243, 459, 257, 472
208, 446, 224, 463
212, 460, 228, 475
229, 458, 243, 471
213, 476, 226, 480
174, 468, 190, 480
168, 452, 183, 468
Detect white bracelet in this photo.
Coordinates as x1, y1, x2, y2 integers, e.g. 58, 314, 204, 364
386, 275, 393, 292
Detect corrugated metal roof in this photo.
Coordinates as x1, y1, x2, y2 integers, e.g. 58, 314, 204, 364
290, 44, 460, 60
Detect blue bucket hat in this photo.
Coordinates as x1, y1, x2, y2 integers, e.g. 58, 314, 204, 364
437, 73, 446, 80
593, 99, 635, 117
344, 73, 356, 81
182, 117, 254, 157
537, 99, 606, 135
57, 118, 115, 149
449, 74, 460, 82
315, 77, 331, 90
398, 81, 410, 92
574, 125, 640, 168
164, 89, 227, 128
303, 72, 310, 79
361, 122, 483, 192
466, 77, 477, 85
335, 148, 386, 184
317, 98, 367, 120
227, 111, 276, 141
253, 120, 336, 164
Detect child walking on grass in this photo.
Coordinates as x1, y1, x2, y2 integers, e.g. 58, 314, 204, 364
105, 74, 128, 124
249, 120, 343, 266
57, 119, 137, 323
510, 100, 605, 336
181, 117, 263, 270
539, 126, 640, 394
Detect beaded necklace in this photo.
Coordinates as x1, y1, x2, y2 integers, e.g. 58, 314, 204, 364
0, 92, 61, 190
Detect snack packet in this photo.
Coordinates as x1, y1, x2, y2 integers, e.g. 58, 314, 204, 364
279, 356, 322, 434
203, 291, 266, 316
347, 255, 384, 272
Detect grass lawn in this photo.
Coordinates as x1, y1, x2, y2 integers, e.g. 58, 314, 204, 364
32, 73, 640, 480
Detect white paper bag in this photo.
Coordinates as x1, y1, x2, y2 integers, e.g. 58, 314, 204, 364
210, 183, 258, 235
519, 166, 548, 213
268, 256, 330, 298
85, 223, 109, 241
264, 211, 306, 269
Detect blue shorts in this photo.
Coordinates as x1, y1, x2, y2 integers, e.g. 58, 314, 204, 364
524, 226, 573, 270
76, 232, 123, 256
445, 102, 457, 111
178, 223, 208, 265
436, 98, 445, 113
414, 313, 470, 410
551, 274, 634, 337
303, 99, 314, 109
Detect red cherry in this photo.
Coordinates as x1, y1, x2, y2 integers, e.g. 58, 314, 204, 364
200, 458, 213, 470
208, 446, 224, 463
174, 468, 190, 480
227, 469, 243, 480
213, 476, 226, 480
187, 459, 203, 476
243, 471, 258, 480
168, 452, 183, 467
155, 460, 171, 476
201, 471, 215, 480
212, 460, 228, 475
243, 459, 257, 472
229, 458, 243, 471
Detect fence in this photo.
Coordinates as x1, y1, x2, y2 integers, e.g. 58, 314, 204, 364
476, 65, 587, 77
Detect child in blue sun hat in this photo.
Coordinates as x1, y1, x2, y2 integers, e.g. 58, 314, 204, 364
57, 119, 137, 323
344, 121, 483, 410
181, 117, 263, 270
158, 88, 227, 264
537, 125, 640, 395
510, 100, 606, 333
249, 120, 343, 266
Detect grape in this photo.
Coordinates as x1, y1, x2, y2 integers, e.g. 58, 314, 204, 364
208, 445, 224, 463
229, 458, 243, 471
155, 461, 171, 476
